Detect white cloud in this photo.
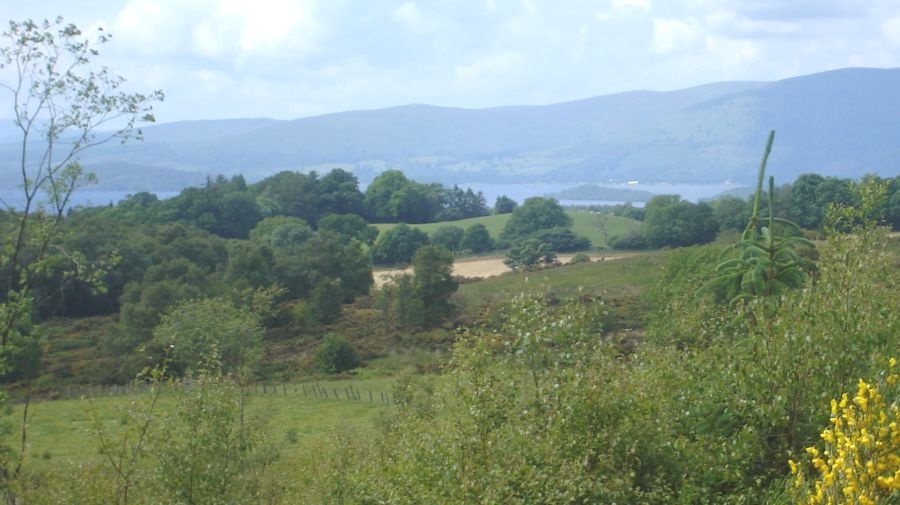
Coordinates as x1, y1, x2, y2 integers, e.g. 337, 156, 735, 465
454, 51, 526, 87
702, 35, 760, 69
112, 0, 182, 54
651, 17, 704, 53
393, 2, 431, 34
883, 17, 900, 46
611, 0, 651, 11
111, 0, 320, 62
193, 0, 320, 58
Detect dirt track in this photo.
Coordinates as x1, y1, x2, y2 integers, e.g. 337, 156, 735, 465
373, 253, 627, 288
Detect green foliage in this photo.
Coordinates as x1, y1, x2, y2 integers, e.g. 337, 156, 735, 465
493, 195, 518, 214
709, 181, 813, 307
644, 195, 719, 248
310, 278, 344, 324
707, 134, 814, 308
158, 176, 263, 239
272, 231, 372, 303
711, 196, 752, 232
377, 246, 458, 330
251, 169, 365, 224
609, 230, 648, 250
249, 216, 313, 249
364, 170, 435, 223
500, 197, 572, 243
317, 213, 379, 245
504, 238, 556, 271
530, 227, 592, 252
436, 185, 490, 221
153, 371, 277, 504
429, 225, 465, 252
460, 223, 494, 253
316, 295, 687, 503
364, 171, 488, 224
412, 245, 458, 326
152, 296, 264, 377
370, 223, 429, 266
224, 241, 275, 290
315, 335, 361, 374
643, 208, 898, 501
570, 252, 591, 264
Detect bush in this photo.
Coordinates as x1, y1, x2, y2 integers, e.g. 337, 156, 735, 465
570, 252, 591, 264
430, 226, 464, 252
314, 335, 361, 374
531, 227, 591, 252
609, 230, 648, 250
460, 223, 494, 253
310, 278, 343, 324
504, 238, 556, 271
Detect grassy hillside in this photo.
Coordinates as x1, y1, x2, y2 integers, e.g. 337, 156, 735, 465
455, 251, 663, 331
374, 213, 510, 240
376, 211, 642, 249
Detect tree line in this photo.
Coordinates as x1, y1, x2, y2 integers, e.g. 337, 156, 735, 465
599, 173, 900, 250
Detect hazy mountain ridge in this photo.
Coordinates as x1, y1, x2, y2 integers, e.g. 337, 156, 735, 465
0, 68, 897, 191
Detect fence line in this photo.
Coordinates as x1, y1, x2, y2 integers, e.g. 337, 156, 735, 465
19, 381, 396, 406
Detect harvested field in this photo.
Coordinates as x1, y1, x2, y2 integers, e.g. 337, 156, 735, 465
373, 253, 628, 288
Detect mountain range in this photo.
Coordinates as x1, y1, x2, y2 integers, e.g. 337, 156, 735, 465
1, 67, 898, 191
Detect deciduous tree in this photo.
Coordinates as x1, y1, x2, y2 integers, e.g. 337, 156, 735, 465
1, 17, 162, 347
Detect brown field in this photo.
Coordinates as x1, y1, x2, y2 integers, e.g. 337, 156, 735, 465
373, 253, 627, 288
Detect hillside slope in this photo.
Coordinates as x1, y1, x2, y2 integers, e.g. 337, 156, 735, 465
1, 67, 897, 190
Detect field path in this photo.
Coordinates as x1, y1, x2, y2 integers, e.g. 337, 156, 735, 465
373, 253, 629, 288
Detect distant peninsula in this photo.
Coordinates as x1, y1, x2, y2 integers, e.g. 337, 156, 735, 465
548, 184, 655, 202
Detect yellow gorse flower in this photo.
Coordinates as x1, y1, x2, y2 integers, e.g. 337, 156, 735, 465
790, 358, 899, 504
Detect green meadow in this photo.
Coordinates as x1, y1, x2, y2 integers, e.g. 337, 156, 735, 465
375, 210, 642, 249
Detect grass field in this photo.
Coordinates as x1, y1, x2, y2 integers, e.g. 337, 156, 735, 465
375, 211, 642, 249
8, 377, 396, 474
374, 213, 510, 240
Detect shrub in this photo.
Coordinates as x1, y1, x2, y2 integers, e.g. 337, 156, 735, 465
310, 278, 343, 324
609, 230, 648, 250
504, 238, 555, 271
315, 335, 361, 374
460, 223, 494, 253
570, 252, 591, 264
531, 227, 591, 252
430, 226, 464, 252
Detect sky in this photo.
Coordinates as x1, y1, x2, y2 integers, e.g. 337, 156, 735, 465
3, 0, 900, 123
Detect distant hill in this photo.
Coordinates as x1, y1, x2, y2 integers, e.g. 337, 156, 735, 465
1, 67, 898, 191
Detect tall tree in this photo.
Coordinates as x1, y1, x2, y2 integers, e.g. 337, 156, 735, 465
500, 197, 571, 243
412, 245, 458, 326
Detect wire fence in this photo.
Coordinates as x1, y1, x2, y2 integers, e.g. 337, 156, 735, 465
18, 381, 397, 406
